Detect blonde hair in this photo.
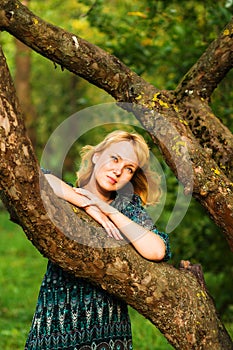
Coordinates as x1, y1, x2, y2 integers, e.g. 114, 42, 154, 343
76, 130, 161, 205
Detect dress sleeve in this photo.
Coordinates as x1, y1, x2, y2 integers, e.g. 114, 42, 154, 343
41, 167, 52, 175
118, 194, 172, 262
41, 168, 73, 187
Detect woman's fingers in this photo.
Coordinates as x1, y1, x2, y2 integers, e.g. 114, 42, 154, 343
71, 188, 95, 208
102, 220, 124, 241
74, 189, 123, 240
73, 188, 98, 207
85, 206, 123, 240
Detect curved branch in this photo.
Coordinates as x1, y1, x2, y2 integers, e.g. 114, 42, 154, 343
128, 100, 233, 250
175, 19, 233, 100
177, 96, 233, 181
0, 0, 155, 102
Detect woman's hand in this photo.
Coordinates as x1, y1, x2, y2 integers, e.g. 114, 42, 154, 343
73, 188, 166, 261
45, 175, 167, 261
73, 188, 118, 215
72, 188, 123, 240
84, 206, 123, 240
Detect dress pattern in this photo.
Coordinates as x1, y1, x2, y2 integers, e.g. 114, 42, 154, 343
25, 190, 171, 350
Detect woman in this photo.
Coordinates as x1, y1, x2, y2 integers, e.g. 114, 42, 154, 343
25, 130, 171, 350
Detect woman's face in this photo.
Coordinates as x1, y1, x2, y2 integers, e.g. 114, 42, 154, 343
89, 141, 139, 199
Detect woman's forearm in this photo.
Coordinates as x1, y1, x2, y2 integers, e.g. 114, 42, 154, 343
45, 175, 122, 239
71, 188, 166, 261
45, 174, 81, 205
45, 180, 166, 260
108, 210, 166, 261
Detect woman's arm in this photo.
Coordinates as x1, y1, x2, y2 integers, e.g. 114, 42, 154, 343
108, 210, 166, 261
73, 188, 168, 261
44, 174, 123, 240
45, 174, 83, 204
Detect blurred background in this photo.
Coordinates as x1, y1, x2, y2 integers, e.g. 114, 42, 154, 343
0, 1, 233, 348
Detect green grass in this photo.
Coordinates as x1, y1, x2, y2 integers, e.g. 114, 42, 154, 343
0, 210, 232, 349
0, 210, 47, 349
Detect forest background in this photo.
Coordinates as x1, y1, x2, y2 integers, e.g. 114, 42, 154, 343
0, 0, 233, 349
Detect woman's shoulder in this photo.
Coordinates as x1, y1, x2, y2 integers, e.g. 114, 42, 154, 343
130, 193, 142, 205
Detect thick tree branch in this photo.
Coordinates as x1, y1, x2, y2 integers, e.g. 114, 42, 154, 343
177, 97, 233, 181
128, 100, 233, 249
0, 0, 155, 102
175, 18, 233, 100
173, 18, 233, 179
0, 45, 232, 349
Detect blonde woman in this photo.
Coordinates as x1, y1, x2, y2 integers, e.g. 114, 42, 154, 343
25, 130, 171, 350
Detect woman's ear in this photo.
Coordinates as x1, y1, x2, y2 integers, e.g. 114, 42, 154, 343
92, 153, 99, 164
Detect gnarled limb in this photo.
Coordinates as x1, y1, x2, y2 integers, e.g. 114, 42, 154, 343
175, 19, 233, 100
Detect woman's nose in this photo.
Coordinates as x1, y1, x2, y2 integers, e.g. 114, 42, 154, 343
113, 165, 123, 176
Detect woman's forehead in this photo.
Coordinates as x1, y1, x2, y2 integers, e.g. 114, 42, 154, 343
106, 141, 139, 164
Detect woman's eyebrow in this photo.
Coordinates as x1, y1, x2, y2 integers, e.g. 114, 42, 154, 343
115, 153, 138, 168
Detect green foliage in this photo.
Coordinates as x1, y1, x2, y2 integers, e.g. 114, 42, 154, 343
0, 211, 47, 350
70, 0, 233, 130
77, 0, 232, 88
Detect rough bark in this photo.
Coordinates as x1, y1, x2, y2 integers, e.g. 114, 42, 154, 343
1, 0, 232, 249
174, 18, 233, 181
0, 47, 232, 350
175, 19, 233, 100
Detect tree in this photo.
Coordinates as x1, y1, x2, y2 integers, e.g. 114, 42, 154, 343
0, 1, 232, 349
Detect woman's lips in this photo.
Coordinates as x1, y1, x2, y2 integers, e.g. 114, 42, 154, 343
107, 175, 117, 184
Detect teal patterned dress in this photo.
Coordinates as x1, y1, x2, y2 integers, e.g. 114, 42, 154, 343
25, 192, 171, 350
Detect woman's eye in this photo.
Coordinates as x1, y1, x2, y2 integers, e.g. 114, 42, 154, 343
111, 155, 118, 162
126, 167, 133, 174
